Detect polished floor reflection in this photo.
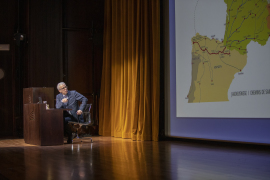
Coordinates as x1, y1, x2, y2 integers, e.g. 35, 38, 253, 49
0, 137, 269, 180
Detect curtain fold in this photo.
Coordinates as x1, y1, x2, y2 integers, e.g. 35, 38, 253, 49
99, 0, 160, 141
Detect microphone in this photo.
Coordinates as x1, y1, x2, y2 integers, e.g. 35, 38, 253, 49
38, 97, 42, 104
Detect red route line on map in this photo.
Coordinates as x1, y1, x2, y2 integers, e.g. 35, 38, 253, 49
193, 41, 230, 55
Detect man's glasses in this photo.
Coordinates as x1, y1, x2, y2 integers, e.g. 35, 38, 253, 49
59, 86, 68, 90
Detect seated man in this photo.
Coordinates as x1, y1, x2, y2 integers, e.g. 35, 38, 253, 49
56, 82, 88, 144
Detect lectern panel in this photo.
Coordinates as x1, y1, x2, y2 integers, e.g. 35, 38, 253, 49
24, 103, 64, 146
40, 108, 64, 146
24, 104, 41, 145
23, 87, 54, 108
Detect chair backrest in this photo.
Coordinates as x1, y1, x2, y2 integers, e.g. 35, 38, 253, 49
82, 104, 92, 124
83, 104, 91, 112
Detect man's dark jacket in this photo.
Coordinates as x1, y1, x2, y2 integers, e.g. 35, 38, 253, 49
56, 90, 88, 120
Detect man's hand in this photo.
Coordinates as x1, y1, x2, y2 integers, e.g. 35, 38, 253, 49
77, 110, 82, 115
61, 98, 68, 103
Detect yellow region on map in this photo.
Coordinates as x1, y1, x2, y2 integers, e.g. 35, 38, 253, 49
188, 0, 270, 103
188, 34, 247, 103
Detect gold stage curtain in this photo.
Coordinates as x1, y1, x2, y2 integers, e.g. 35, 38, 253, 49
99, 0, 160, 141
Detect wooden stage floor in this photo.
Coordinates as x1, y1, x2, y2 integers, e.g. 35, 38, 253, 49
0, 136, 269, 180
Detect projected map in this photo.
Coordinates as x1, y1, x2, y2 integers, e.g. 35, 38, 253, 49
175, 0, 270, 118
188, 0, 270, 103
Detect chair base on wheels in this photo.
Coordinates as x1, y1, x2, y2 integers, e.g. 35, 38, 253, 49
68, 122, 98, 143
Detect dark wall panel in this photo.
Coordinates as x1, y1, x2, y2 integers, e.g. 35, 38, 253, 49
64, 0, 104, 29
28, 0, 62, 94
0, 0, 17, 136
63, 0, 104, 94
65, 31, 93, 95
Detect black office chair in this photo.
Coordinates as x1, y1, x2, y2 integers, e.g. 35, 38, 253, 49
69, 104, 94, 143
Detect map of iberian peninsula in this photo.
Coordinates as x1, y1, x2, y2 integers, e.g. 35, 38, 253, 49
188, 0, 270, 103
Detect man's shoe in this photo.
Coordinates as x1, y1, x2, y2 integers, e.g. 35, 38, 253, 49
67, 133, 76, 144
67, 138, 72, 144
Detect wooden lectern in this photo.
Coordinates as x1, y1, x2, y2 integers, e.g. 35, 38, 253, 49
23, 87, 65, 146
